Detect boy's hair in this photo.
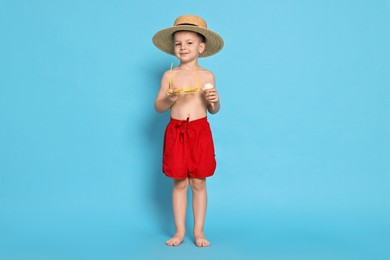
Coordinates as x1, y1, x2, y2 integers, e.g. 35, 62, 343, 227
173, 30, 206, 43
195, 33, 206, 43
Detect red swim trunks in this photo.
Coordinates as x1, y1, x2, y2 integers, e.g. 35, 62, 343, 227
163, 117, 216, 179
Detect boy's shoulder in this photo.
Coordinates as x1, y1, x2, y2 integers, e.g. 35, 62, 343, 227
197, 67, 215, 81
197, 66, 214, 74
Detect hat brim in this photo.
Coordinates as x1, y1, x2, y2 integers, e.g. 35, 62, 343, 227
152, 25, 224, 57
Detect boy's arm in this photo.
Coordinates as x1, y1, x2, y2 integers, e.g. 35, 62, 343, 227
205, 73, 220, 114
154, 71, 177, 113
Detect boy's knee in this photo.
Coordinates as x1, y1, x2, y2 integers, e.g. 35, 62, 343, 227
189, 178, 206, 191
174, 178, 189, 190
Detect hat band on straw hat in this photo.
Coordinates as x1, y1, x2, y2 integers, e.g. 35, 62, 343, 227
174, 15, 207, 28
176, 23, 198, 26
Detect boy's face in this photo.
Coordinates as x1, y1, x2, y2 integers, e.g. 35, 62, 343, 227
173, 31, 205, 62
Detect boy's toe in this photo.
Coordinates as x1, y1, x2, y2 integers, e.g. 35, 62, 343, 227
195, 237, 210, 247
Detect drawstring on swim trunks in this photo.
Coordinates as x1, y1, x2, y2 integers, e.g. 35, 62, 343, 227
176, 117, 190, 143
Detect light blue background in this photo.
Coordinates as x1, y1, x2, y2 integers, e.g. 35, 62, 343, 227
1, 0, 389, 259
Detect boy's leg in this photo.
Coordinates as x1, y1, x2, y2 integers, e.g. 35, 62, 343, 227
166, 178, 188, 246
189, 178, 210, 247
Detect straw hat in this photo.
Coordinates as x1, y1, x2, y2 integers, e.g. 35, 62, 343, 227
152, 15, 224, 57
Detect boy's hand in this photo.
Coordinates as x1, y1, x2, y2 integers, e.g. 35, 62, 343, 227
205, 88, 219, 105
166, 90, 178, 103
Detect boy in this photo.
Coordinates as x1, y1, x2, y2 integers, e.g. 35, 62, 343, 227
153, 15, 223, 247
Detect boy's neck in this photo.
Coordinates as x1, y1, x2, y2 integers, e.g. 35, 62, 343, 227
178, 60, 199, 71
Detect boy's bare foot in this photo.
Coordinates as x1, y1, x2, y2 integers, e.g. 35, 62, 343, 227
165, 233, 185, 247
194, 233, 210, 247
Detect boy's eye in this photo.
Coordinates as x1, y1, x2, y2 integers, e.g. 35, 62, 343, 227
174, 43, 181, 46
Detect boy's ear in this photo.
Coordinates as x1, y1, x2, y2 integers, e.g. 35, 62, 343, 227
199, 42, 206, 54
